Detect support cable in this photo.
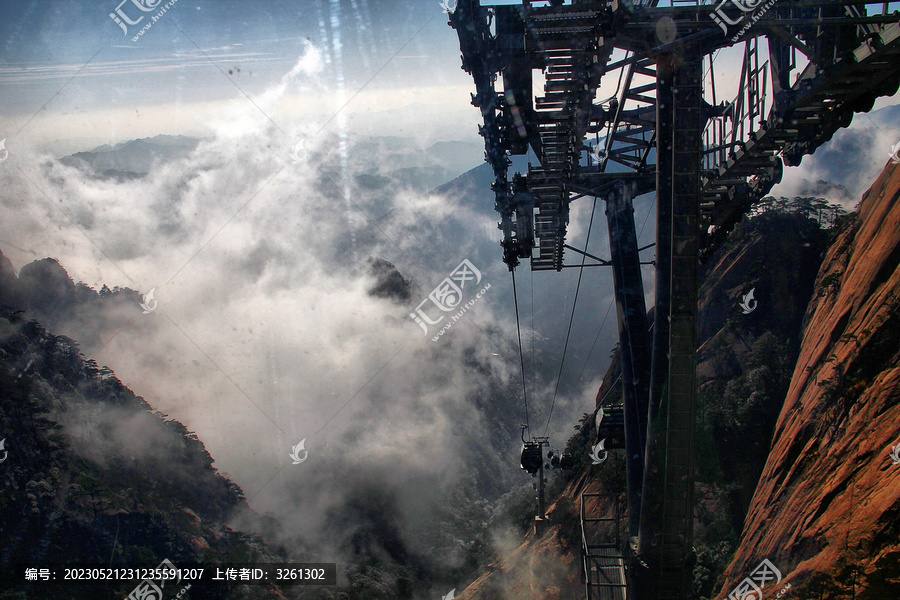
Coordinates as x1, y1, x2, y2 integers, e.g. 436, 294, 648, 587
512, 269, 531, 438
544, 196, 600, 436
578, 190, 656, 383
531, 267, 536, 404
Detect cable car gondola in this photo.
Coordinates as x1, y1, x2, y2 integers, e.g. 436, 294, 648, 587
520, 441, 542, 474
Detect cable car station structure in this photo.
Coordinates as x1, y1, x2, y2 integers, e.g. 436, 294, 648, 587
448, 1, 900, 598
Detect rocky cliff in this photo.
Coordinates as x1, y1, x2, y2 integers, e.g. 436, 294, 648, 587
717, 160, 900, 599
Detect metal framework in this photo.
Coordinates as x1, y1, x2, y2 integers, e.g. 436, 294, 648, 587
581, 491, 628, 600
450, 1, 900, 599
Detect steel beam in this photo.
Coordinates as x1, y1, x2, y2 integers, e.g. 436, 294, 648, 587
604, 180, 653, 542
636, 54, 703, 600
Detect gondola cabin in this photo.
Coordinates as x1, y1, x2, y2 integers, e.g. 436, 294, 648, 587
520, 442, 543, 474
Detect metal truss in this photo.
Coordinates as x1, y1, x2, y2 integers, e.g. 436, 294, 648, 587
450, 2, 900, 599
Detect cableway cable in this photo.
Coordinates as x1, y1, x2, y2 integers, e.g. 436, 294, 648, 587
511, 268, 531, 438
543, 196, 600, 436
578, 187, 656, 384
530, 267, 536, 405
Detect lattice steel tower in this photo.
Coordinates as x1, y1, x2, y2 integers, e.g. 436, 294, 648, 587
449, 1, 900, 598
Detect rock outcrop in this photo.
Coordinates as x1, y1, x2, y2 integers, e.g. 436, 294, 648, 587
0, 250, 144, 355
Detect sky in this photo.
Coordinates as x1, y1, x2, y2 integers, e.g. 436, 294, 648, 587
0, 0, 482, 149
1, 0, 900, 583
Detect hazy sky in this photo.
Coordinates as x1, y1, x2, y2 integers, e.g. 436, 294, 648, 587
0, 0, 486, 149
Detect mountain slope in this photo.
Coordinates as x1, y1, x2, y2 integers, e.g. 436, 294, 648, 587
0, 308, 292, 599
0, 251, 540, 599
0, 251, 144, 357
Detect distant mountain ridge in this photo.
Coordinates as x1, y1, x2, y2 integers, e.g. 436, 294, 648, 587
57, 133, 485, 192
60, 135, 201, 178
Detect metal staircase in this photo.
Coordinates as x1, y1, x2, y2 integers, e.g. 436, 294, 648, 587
701, 17, 900, 255
581, 491, 628, 600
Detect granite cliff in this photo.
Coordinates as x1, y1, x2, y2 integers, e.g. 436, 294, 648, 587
717, 160, 900, 599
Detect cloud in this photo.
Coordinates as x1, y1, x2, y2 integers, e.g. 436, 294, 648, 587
771, 116, 900, 209
0, 52, 283, 86
0, 47, 553, 580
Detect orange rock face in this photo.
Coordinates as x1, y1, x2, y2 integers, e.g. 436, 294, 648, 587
717, 160, 900, 597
